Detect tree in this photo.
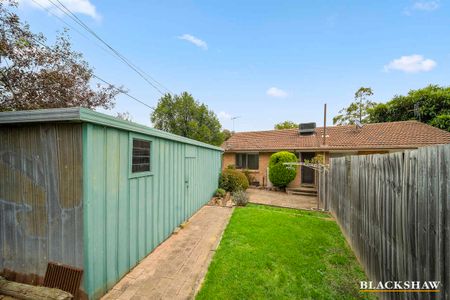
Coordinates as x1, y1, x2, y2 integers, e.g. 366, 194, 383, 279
151, 92, 224, 146
274, 120, 298, 130
221, 129, 233, 141
0, 0, 118, 112
333, 87, 376, 125
116, 111, 133, 122
368, 85, 450, 131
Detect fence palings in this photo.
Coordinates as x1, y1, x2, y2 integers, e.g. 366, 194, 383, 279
317, 144, 450, 299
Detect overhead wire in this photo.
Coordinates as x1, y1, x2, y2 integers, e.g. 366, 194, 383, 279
29, 0, 114, 58
5, 23, 156, 111
47, 0, 172, 95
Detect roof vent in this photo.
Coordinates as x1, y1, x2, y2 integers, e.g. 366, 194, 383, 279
299, 122, 316, 135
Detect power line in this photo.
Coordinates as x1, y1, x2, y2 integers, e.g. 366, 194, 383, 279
29, 0, 113, 58
50, 0, 170, 95
6, 25, 155, 111
28, 0, 155, 110
4, 1, 160, 110
92, 75, 155, 110
46, 0, 172, 95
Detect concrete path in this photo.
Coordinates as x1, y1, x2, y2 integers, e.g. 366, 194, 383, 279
101, 206, 233, 300
247, 188, 319, 210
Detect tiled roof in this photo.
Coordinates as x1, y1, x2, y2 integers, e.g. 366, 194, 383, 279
222, 121, 450, 151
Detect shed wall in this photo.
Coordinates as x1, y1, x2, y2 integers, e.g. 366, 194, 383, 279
0, 123, 83, 280
82, 123, 222, 299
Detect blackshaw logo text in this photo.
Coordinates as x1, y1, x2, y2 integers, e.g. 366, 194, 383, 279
360, 281, 441, 293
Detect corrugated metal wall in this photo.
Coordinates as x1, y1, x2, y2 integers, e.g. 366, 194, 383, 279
82, 123, 222, 299
0, 124, 83, 279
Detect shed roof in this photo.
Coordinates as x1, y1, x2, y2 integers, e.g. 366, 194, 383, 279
0, 107, 223, 151
222, 121, 450, 151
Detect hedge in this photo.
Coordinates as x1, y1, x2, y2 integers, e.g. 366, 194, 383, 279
268, 151, 297, 188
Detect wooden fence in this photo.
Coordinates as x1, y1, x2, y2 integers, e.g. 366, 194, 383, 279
318, 144, 449, 299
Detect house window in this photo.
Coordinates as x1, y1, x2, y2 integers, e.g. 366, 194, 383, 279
132, 138, 151, 173
235, 153, 259, 170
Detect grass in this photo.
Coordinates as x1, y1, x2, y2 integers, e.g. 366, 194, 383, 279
196, 204, 373, 300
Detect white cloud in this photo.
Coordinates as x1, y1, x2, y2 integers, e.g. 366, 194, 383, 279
413, 1, 440, 11
218, 111, 232, 120
384, 55, 436, 73
266, 87, 288, 98
178, 34, 208, 50
403, 1, 440, 15
20, 0, 100, 20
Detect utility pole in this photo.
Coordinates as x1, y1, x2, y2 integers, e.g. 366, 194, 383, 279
323, 103, 327, 146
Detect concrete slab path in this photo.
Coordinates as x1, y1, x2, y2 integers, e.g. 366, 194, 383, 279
101, 206, 233, 300
247, 188, 319, 210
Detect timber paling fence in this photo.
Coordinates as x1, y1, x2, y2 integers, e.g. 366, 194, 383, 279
318, 144, 450, 299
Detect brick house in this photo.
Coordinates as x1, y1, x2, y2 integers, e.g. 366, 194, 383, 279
222, 121, 450, 188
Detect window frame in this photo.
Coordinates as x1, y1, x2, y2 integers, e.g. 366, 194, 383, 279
129, 133, 154, 178
235, 153, 259, 170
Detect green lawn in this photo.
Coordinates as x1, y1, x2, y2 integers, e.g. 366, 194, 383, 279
197, 204, 372, 300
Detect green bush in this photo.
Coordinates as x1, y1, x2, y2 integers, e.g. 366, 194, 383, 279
219, 169, 249, 192
430, 114, 450, 131
269, 151, 297, 188
233, 190, 249, 206
242, 169, 256, 185
226, 164, 236, 169
215, 188, 226, 198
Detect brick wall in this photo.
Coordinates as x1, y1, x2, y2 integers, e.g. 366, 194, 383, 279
222, 152, 235, 169
222, 152, 273, 186
257, 152, 272, 186
223, 151, 338, 188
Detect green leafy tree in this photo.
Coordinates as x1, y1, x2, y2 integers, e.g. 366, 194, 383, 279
333, 87, 376, 125
0, 0, 118, 111
268, 151, 297, 189
430, 115, 450, 131
221, 129, 233, 142
368, 85, 450, 131
151, 92, 224, 145
274, 120, 298, 130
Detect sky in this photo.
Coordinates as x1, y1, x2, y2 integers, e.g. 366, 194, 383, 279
15, 0, 450, 131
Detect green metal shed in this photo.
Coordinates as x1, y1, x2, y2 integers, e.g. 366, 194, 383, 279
0, 107, 223, 299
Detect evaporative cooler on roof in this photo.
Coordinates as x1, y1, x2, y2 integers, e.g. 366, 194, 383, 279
299, 122, 316, 135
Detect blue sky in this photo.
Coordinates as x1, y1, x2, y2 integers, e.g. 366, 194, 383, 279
17, 0, 450, 131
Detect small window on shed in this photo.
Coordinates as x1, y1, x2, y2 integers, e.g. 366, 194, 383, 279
132, 138, 151, 173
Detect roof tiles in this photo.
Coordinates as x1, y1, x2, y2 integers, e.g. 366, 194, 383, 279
222, 121, 450, 151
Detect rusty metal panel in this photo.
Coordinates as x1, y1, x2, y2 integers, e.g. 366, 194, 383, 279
43, 262, 83, 299
0, 124, 83, 279
82, 123, 222, 299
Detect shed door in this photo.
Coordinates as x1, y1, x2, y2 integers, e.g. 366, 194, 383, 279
184, 157, 196, 219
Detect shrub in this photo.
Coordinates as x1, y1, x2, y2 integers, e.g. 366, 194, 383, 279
242, 169, 256, 185
269, 151, 297, 188
215, 188, 226, 198
233, 190, 249, 206
430, 114, 450, 131
226, 164, 236, 169
307, 154, 325, 165
219, 169, 249, 192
